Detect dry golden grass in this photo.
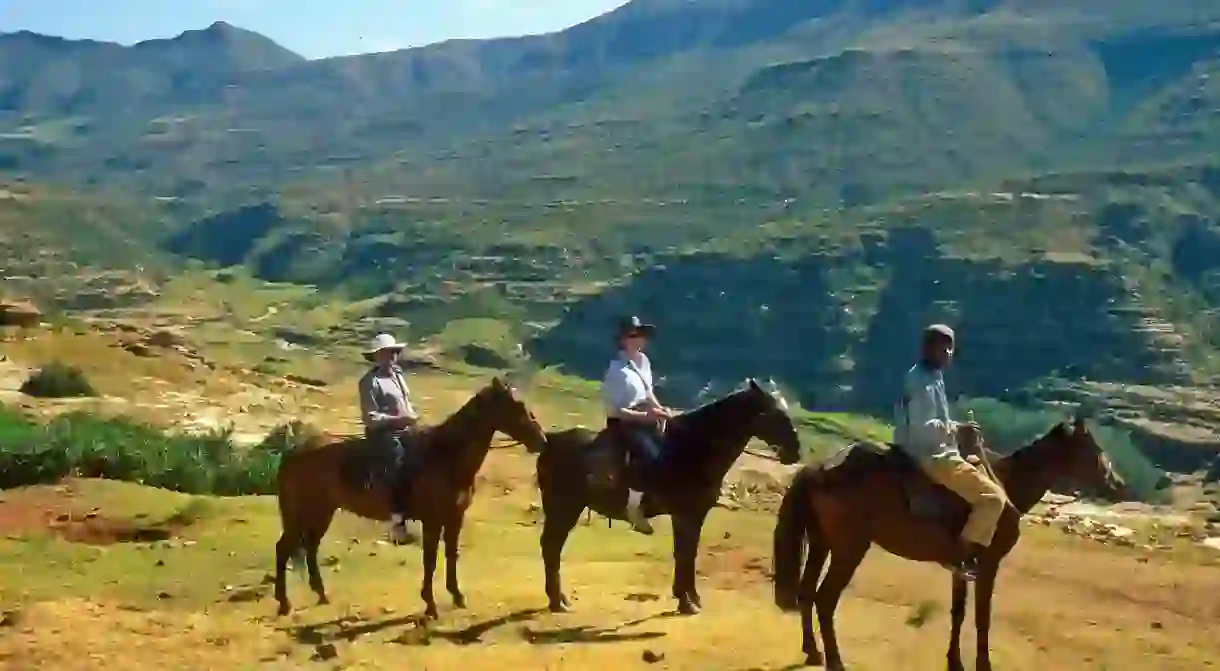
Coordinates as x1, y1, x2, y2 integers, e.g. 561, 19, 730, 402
0, 466, 1217, 671
1, 302, 1219, 669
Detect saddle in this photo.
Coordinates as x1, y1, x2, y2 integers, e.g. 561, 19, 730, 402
339, 430, 424, 493
819, 439, 997, 527
585, 422, 666, 493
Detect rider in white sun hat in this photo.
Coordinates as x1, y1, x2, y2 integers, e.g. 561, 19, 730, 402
358, 333, 420, 545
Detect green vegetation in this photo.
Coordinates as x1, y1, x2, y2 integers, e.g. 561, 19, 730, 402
3, 4, 1219, 480
955, 397, 1169, 503
19, 361, 97, 398
0, 405, 284, 495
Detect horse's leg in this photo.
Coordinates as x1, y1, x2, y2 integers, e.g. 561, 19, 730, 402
685, 507, 711, 609
274, 529, 299, 616
815, 543, 868, 671
541, 494, 585, 613
304, 508, 337, 606
671, 508, 709, 615
443, 509, 467, 609
420, 519, 443, 619
973, 563, 999, 671
946, 576, 969, 671
799, 545, 830, 666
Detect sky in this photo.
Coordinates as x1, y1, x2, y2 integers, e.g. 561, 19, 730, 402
0, 0, 630, 58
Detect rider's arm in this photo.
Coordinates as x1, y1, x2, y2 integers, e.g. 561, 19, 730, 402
904, 373, 953, 452
398, 376, 420, 425
603, 368, 652, 422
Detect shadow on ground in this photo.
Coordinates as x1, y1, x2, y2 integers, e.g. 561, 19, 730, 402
283, 608, 676, 650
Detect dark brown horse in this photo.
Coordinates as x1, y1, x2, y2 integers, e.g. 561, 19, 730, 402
771, 414, 1127, 670
532, 378, 803, 615
273, 376, 549, 619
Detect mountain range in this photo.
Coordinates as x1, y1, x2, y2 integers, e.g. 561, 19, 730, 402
4, 1, 1220, 207
6, 1, 1220, 470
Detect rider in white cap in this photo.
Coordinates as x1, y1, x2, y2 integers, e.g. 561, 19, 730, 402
359, 333, 419, 544
894, 323, 1009, 581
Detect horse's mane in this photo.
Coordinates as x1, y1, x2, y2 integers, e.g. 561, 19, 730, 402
666, 384, 759, 460
678, 384, 753, 422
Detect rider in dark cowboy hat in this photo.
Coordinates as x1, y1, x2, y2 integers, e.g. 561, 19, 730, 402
359, 333, 420, 545
601, 316, 676, 534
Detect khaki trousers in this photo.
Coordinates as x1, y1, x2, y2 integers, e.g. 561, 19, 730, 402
920, 454, 1008, 547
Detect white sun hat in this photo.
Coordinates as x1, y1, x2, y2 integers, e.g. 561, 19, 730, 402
362, 333, 405, 361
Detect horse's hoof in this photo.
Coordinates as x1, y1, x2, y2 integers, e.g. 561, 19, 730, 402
689, 593, 703, 609
316, 595, 329, 606
276, 603, 291, 617
804, 651, 824, 667
548, 598, 571, 613
677, 600, 701, 616
424, 606, 440, 620
452, 594, 467, 609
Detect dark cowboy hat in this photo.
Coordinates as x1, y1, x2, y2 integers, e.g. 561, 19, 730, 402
616, 315, 656, 340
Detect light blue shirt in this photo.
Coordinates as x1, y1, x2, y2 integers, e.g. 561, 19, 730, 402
893, 363, 957, 461
602, 351, 654, 418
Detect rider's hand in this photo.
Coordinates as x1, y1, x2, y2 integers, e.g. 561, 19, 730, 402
646, 407, 668, 420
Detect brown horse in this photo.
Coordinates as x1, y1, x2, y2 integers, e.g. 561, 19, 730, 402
771, 414, 1126, 671
533, 379, 803, 616
273, 376, 549, 619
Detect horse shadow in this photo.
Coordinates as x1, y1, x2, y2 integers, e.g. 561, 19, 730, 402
285, 607, 675, 651
520, 611, 673, 646
286, 608, 546, 648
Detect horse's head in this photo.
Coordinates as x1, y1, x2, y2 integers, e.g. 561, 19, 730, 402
480, 376, 549, 453
742, 378, 803, 465
1043, 411, 1127, 500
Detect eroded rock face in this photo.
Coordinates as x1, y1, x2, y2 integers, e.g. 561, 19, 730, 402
0, 301, 41, 328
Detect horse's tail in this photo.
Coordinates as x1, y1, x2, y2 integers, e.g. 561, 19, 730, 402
773, 466, 816, 612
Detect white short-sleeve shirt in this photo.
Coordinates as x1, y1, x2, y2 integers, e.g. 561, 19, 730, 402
602, 352, 653, 417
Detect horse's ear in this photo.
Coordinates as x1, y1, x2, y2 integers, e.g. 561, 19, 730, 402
491, 376, 507, 389
747, 377, 762, 392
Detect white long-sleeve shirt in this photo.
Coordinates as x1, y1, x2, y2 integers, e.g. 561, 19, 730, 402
893, 363, 958, 461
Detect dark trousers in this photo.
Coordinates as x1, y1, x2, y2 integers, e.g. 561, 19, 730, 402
607, 418, 665, 488
369, 429, 420, 517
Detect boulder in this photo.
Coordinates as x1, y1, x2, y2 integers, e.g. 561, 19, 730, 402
0, 301, 40, 327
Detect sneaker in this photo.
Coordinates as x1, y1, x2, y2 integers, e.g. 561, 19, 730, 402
625, 490, 655, 535
388, 516, 410, 545
953, 558, 979, 582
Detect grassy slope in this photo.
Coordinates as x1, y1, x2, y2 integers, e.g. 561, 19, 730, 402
0, 282, 1215, 669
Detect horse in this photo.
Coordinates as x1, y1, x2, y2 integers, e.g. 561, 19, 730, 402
771, 413, 1127, 671
531, 378, 804, 616
273, 376, 549, 619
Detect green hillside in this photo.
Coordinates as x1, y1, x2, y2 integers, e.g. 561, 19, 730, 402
5, 1, 1220, 474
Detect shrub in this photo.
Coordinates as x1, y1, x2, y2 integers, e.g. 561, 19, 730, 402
19, 361, 97, 398
0, 406, 287, 495
954, 397, 1168, 503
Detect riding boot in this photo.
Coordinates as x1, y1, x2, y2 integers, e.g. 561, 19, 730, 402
625, 489, 655, 535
